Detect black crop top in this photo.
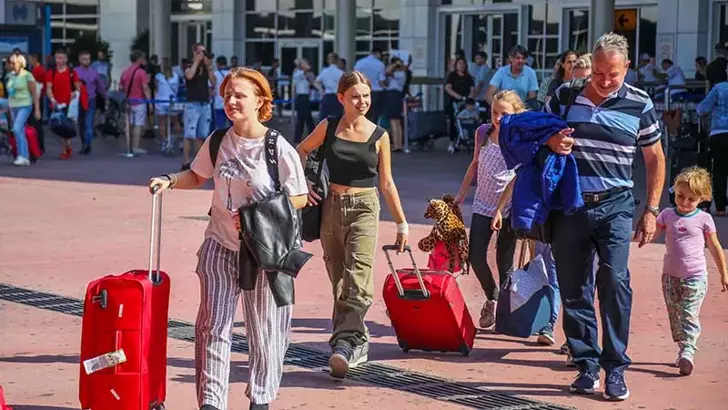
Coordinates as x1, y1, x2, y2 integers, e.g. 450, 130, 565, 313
326, 124, 385, 188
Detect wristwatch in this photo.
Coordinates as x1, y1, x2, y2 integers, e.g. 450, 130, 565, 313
645, 205, 660, 217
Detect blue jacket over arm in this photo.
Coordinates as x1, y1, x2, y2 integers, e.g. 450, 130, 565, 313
498, 111, 584, 233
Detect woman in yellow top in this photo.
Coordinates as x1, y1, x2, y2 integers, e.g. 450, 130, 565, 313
6, 54, 41, 166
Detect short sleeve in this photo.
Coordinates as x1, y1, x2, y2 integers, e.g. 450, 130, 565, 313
489, 68, 503, 87
139, 70, 150, 87
656, 208, 669, 227
190, 134, 215, 179
45, 70, 53, 84
527, 69, 539, 92
445, 71, 455, 85
277, 137, 309, 196
703, 213, 717, 235
638, 98, 661, 147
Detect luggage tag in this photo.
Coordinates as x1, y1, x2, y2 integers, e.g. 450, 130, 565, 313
83, 349, 127, 375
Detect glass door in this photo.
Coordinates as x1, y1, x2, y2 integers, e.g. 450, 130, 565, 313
278, 41, 321, 102
177, 21, 210, 60
439, 5, 526, 77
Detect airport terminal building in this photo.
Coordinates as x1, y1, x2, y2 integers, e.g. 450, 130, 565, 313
1, 0, 728, 82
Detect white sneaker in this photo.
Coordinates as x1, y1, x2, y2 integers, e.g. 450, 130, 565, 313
12, 156, 30, 166
133, 148, 148, 155
447, 144, 455, 154
479, 300, 497, 328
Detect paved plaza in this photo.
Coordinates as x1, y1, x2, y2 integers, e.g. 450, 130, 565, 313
0, 131, 726, 409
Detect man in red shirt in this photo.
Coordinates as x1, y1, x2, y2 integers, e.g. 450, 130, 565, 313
46, 48, 81, 159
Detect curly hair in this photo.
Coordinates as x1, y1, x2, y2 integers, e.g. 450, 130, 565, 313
674, 166, 713, 201
219, 67, 274, 122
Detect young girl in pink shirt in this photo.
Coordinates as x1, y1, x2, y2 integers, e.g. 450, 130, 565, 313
653, 167, 728, 376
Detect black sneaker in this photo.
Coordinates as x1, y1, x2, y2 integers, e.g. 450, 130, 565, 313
200, 405, 220, 410
559, 342, 570, 355
329, 344, 353, 379
603, 371, 630, 401
569, 371, 600, 394
250, 403, 269, 410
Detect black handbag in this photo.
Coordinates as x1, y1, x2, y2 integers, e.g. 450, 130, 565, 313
300, 116, 339, 242
238, 129, 313, 277
513, 78, 586, 244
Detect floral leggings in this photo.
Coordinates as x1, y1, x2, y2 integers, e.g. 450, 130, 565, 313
661, 274, 708, 358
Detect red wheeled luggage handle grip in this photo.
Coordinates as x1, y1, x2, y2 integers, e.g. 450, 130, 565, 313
382, 245, 430, 299
148, 189, 163, 283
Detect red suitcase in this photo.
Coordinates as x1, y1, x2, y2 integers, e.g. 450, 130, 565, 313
79, 190, 170, 410
8, 125, 42, 162
382, 245, 476, 356
0, 385, 12, 410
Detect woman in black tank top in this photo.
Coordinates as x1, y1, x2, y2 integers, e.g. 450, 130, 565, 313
296, 70, 408, 380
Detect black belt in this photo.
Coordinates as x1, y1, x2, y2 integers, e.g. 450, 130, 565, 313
582, 187, 629, 204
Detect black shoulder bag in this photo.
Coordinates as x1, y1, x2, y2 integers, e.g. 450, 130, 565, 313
237, 129, 313, 281
300, 115, 339, 242
514, 79, 585, 244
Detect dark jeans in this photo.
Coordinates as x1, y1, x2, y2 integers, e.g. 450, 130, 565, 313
469, 213, 518, 301
710, 133, 728, 211
551, 189, 634, 375
365, 91, 384, 124
294, 94, 314, 143
318, 93, 343, 123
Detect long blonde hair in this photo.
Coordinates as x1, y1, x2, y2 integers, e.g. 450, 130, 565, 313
478, 90, 528, 147
491, 90, 528, 114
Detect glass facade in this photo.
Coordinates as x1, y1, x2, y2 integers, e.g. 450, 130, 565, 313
48, 0, 100, 51
566, 6, 657, 69
245, 0, 398, 72
714, 2, 728, 52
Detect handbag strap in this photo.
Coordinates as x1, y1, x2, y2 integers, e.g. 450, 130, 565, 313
264, 128, 282, 192
517, 239, 532, 269
314, 115, 340, 180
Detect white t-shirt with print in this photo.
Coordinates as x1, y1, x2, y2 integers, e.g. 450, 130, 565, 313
190, 128, 309, 251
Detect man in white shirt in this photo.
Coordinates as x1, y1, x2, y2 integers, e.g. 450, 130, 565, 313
316, 52, 345, 122
354, 48, 386, 123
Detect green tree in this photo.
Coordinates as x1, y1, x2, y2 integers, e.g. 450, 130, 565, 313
130, 29, 150, 57
69, 32, 111, 63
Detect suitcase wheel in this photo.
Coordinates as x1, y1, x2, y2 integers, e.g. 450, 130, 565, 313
397, 338, 410, 353
459, 344, 471, 357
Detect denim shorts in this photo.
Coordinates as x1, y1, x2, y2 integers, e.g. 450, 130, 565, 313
183, 102, 212, 140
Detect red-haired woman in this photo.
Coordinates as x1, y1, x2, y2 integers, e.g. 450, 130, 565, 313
149, 67, 309, 410
296, 70, 409, 379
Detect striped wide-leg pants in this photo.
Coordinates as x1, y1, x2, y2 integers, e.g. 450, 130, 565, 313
195, 238, 293, 408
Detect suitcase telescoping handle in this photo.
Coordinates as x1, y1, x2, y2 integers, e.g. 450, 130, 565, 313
382, 245, 430, 299
148, 186, 164, 283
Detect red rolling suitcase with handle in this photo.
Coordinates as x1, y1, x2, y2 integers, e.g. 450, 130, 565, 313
79, 189, 170, 410
0, 385, 12, 410
382, 245, 476, 356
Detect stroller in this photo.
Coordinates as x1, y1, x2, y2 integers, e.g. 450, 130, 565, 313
453, 99, 481, 152
95, 91, 125, 139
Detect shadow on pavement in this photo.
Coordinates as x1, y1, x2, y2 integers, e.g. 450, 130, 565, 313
0, 354, 79, 364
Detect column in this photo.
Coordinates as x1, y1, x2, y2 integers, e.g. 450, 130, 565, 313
211, 0, 245, 63
398, 0, 439, 77
336, 0, 355, 70
99, 0, 140, 84
150, 0, 171, 59
589, 0, 615, 45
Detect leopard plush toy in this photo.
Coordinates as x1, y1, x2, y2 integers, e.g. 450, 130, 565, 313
418, 196, 470, 274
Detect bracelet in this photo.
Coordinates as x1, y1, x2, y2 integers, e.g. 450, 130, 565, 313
162, 173, 177, 188
397, 222, 409, 235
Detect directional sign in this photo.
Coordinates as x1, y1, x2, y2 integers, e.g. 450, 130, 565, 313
615, 9, 637, 31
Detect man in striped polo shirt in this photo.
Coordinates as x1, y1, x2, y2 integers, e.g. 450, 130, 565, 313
545, 33, 666, 401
